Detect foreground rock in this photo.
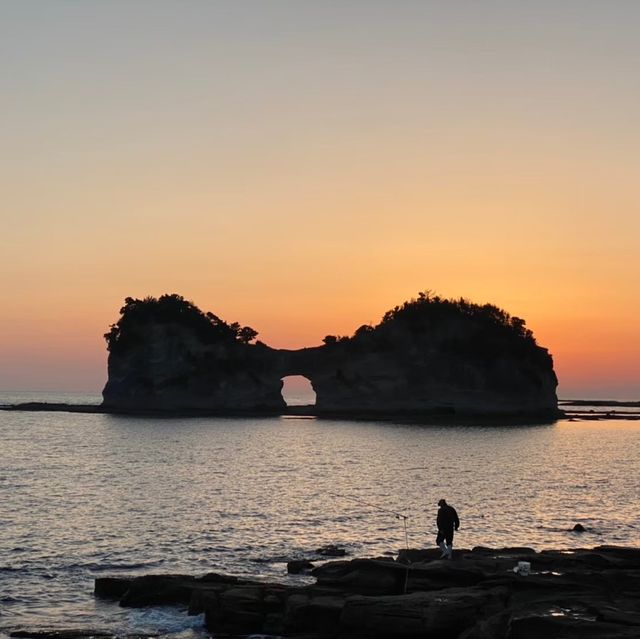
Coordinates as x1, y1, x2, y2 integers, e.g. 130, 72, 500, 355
102, 292, 558, 417
9, 632, 156, 639
89, 546, 640, 638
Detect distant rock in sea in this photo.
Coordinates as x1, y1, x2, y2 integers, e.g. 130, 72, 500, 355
101, 292, 558, 417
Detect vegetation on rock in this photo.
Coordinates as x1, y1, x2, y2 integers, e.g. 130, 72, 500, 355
104, 294, 258, 354
324, 290, 549, 364
102, 290, 556, 415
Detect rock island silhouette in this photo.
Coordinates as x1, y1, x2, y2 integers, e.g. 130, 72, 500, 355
102, 291, 558, 418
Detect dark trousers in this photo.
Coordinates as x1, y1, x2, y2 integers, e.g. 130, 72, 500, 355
436, 528, 454, 546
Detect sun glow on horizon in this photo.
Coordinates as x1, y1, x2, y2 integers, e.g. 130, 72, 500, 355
0, 2, 638, 398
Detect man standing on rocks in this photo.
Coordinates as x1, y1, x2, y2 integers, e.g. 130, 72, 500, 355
436, 498, 460, 559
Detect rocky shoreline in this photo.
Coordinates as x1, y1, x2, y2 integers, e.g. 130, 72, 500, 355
11, 545, 639, 639
4, 401, 640, 422
0, 401, 565, 423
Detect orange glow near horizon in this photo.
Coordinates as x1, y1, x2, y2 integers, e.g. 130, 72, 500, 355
2, 285, 637, 399
1, 2, 638, 398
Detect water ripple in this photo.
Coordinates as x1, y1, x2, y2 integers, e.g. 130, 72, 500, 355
1, 407, 639, 634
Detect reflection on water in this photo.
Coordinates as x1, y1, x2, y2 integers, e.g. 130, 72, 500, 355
0, 401, 638, 633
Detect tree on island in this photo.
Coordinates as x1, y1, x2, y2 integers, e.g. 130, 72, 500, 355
104, 294, 258, 354
328, 290, 549, 366
104, 290, 549, 368
102, 289, 557, 416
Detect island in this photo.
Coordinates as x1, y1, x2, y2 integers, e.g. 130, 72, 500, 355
101, 292, 558, 418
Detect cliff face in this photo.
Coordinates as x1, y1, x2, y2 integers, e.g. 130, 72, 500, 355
291, 317, 556, 416
103, 323, 285, 412
102, 293, 558, 417
102, 295, 284, 412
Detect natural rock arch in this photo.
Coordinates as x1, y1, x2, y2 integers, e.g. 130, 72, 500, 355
102, 293, 558, 417
279, 375, 316, 407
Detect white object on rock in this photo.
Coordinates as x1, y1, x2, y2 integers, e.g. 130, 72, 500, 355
513, 561, 531, 576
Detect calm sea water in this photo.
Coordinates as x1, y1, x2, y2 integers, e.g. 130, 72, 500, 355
1, 391, 639, 636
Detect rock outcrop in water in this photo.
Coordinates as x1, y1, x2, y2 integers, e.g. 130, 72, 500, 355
102, 295, 284, 412
102, 292, 558, 417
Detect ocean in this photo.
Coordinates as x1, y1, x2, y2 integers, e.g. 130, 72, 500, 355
1, 391, 638, 637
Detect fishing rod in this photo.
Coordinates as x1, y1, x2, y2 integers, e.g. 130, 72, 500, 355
328, 492, 410, 550
329, 491, 413, 595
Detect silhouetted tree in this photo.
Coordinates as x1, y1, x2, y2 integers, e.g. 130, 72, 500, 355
354, 324, 374, 337
104, 294, 258, 353
237, 326, 258, 344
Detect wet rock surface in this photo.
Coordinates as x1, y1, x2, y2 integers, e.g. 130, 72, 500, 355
316, 544, 348, 557
82, 546, 640, 638
287, 559, 316, 574
9, 632, 123, 639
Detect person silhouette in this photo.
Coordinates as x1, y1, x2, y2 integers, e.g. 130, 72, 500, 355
436, 498, 460, 559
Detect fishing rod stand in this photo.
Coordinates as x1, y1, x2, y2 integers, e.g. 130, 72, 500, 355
395, 514, 410, 551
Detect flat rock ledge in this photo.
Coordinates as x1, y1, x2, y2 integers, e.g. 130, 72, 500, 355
81, 546, 640, 639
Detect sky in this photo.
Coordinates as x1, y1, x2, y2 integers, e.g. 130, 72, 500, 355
1, 1, 639, 399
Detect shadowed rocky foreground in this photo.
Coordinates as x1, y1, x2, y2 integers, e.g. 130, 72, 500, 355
12, 546, 639, 639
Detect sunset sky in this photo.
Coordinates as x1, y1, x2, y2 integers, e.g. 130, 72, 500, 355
1, 1, 638, 398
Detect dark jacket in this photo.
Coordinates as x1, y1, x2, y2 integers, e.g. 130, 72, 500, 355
437, 504, 460, 532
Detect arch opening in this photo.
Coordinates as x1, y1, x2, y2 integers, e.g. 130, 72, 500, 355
281, 375, 316, 407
